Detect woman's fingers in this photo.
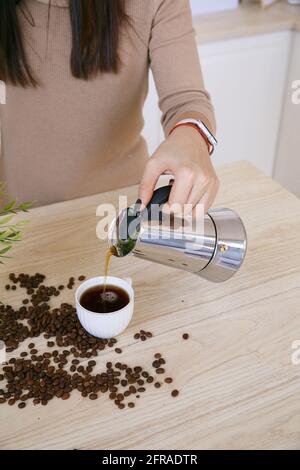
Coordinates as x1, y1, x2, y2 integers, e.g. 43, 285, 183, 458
194, 179, 220, 215
138, 157, 167, 206
186, 175, 210, 211
164, 167, 194, 214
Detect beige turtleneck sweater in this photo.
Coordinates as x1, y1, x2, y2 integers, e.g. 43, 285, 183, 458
0, 0, 215, 206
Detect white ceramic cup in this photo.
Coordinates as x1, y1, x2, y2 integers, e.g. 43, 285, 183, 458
75, 276, 134, 339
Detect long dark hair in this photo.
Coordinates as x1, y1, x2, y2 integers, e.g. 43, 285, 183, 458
0, 0, 127, 87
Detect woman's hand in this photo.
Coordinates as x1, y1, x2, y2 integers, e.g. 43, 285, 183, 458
138, 125, 220, 214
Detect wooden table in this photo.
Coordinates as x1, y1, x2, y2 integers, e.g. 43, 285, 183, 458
1, 161, 300, 450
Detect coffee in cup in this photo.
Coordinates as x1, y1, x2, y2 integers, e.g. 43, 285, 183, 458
80, 284, 129, 314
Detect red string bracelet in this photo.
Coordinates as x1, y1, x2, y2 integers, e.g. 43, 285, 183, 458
169, 122, 212, 155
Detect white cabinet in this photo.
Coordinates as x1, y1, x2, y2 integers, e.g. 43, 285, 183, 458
274, 32, 300, 197
199, 31, 291, 175
143, 31, 292, 176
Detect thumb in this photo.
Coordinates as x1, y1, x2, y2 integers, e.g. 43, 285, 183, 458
138, 158, 165, 206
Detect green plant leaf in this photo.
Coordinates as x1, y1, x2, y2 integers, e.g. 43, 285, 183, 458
0, 214, 15, 226
15, 220, 30, 227
6, 232, 21, 241
0, 183, 32, 265
3, 200, 16, 212
18, 201, 33, 212
0, 245, 12, 255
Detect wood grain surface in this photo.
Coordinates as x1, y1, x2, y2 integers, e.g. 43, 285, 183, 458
0, 161, 300, 450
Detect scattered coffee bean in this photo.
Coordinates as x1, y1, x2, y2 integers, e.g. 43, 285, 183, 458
165, 377, 173, 384
171, 389, 179, 397
115, 348, 122, 354
156, 368, 165, 374
182, 333, 189, 340
18, 402, 26, 409
78, 276, 85, 281
128, 402, 135, 408
89, 393, 98, 400
134, 330, 153, 342
154, 382, 161, 388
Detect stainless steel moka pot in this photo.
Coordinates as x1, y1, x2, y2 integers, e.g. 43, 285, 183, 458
109, 185, 247, 282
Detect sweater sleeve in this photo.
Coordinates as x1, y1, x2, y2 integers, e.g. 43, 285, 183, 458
149, 0, 216, 136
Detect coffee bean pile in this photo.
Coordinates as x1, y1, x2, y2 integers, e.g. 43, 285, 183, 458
0, 273, 117, 356
0, 353, 160, 410
0, 273, 179, 411
0, 349, 177, 410
133, 329, 153, 342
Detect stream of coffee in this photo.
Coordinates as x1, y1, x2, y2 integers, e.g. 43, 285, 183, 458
103, 246, 117, 293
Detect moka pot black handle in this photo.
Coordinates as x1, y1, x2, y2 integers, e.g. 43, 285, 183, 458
146, 184, 172, 211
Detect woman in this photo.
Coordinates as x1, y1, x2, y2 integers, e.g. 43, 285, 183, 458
0, 0, 219, 213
